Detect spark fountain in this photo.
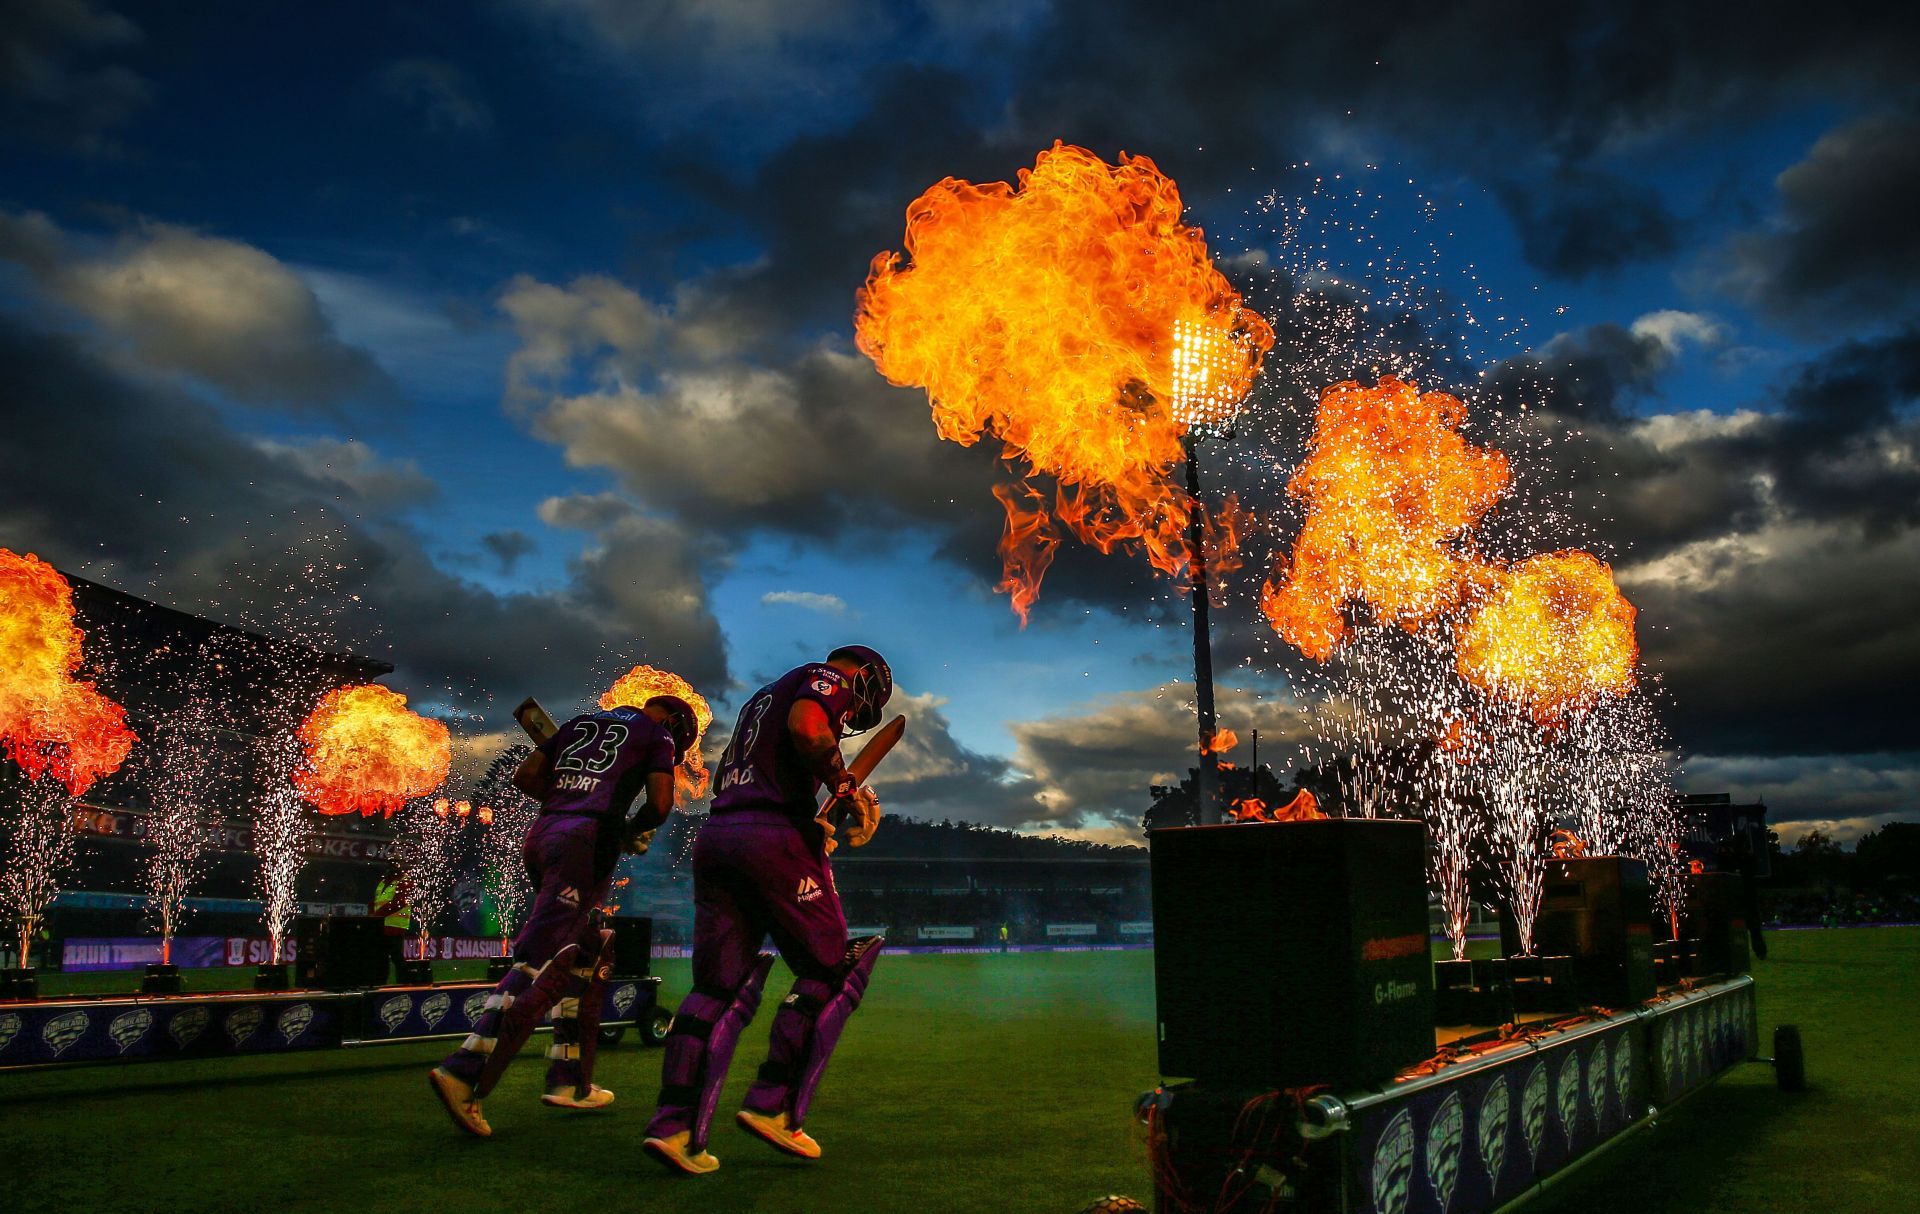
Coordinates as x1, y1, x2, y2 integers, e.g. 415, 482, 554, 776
139, 669, 226, 991
476, 745, 537, 964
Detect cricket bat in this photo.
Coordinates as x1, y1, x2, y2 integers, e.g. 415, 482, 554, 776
513, 697, 559, 745
817, 714, 908, 833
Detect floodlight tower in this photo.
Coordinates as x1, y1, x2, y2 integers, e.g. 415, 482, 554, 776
1170, 319, 1250, 826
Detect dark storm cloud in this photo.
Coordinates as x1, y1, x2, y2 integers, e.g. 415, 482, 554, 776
1715, 110, 1920, 333
376, 58, 492, 135
0, 315, 727, 714
1493, 170, 1678, 281
0, 0, 149, 148
479, 529, 535, 574
0, 211, 397, 412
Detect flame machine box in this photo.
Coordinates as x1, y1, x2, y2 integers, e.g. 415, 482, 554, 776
1501, 856, 1658, 1007
1150, 818, 1433, 1090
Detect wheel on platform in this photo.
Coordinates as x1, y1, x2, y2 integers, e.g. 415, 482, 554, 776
598, 1024, 628, 1048
1773, 1024, 1806, 1091
641, 1006, 672, 1047
1078, 1197, 1147, 1214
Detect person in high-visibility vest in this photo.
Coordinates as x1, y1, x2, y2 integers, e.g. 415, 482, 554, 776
371, 868, 412, 980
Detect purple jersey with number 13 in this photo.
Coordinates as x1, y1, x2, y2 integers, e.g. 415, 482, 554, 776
710, 663, 856, 823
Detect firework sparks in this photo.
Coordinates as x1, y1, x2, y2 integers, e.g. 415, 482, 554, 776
601, 664, 713, 801
253, 732, 311, 964
476, 745, 538, 952
856, 142, 1273, 622
293, 684, 451, 817
143, 672, 226, 963
391, 795, 467, 959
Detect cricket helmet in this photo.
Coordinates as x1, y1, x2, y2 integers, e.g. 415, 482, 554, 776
826, 644, 892, 735
644, 694, 700, 764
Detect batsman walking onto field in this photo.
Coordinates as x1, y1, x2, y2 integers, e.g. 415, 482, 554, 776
428, 694, 700, 1138
643, 645, 893, 1175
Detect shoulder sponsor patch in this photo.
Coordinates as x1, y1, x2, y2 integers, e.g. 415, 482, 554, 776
811, 678, 837, 696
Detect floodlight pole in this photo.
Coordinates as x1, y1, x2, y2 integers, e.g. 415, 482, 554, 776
1183, 431, 1220, 825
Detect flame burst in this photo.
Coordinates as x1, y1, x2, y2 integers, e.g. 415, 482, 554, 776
601, 664, 714, 800
0, 549, 136, 795
293, 684, 451, 817
1261, 378, 1509, 659
1456, 552, 1638, 723
1200, 727, 1239, 755
856, 142, 1273, 622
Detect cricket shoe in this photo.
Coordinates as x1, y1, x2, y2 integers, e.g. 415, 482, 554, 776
736, 1109, 822, 1160
428, 1067, 492, 1138
643, 1131, 720, 1175
542, 1083, 616, 1110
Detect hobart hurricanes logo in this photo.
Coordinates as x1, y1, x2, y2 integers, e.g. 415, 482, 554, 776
1478, 1076, 1511, 1189
378, 995, 411, 1032
1521, 1063, 1549, 1164
1425, 1091, 1465, 1214
1611, 1034, 1634, 1112
462, 991, 489, 1025
1555, 1051, 1581, 1144
0, 1012, 22, 1054
419, 992, 451, 1030
1369, 1107, 1416, 1214
277, 1003, 314, 1043
109, 1009, 154, 1053
1586, 1042, 1610, 1128
612, 983, 638, 1017
43, 1010, 90, 1057
225, 1005, 264, 1047
169, 1006, 209, 1047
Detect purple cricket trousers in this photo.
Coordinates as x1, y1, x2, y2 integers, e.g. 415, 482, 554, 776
439, 814, 613, 1097
646, 809, 883, 1147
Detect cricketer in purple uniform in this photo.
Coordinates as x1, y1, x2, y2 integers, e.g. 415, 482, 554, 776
643, 645, 892, 1175
428, 695, 699, 1138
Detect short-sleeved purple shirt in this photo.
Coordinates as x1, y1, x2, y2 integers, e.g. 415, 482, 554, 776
536, 706, 678, 826
709, 663, 855, 823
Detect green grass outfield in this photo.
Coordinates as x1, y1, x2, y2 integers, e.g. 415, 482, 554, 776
1, 929, 1914, 1213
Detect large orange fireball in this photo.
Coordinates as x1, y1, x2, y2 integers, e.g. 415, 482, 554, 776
294, 684, 451, 817
601, 664, 713, 800
1455, 551, 1639, 724
0, 550, 135, 795
856, 142, 1273, 622
1261, 378, 1509, 659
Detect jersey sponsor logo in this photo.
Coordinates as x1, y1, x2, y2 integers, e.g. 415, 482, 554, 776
796, 876, 824, 903
559, 885, 581, 907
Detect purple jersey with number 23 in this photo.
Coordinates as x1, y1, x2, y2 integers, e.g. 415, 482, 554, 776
710, 663, 855, 823
536, 705, 678, 823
